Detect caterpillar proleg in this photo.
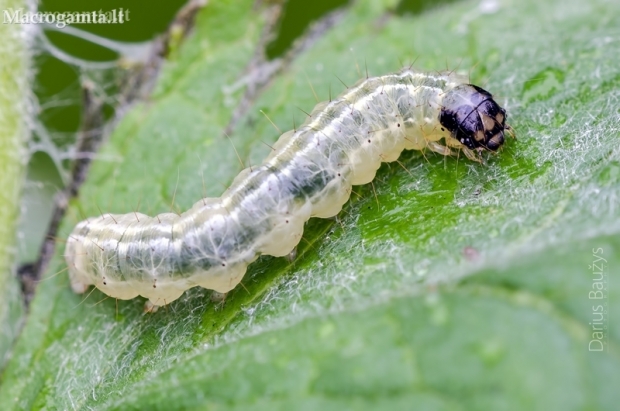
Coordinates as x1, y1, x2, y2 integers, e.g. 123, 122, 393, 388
65, 68, 509, 310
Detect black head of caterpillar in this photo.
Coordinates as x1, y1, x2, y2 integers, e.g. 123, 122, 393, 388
439, 84, 507, 152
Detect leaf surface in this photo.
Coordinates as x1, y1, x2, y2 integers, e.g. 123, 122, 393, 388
1, 0, 619, 409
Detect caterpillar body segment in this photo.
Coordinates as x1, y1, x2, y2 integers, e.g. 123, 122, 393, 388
65, 69, 509, 309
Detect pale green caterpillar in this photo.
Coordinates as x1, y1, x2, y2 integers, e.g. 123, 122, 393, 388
65, 68, 509, 311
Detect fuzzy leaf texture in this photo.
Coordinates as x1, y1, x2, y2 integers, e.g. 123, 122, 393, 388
1, 0, 619, 409
0, 0, 28, 375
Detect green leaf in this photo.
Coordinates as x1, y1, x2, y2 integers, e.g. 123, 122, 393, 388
2, 0, 619, 409
0, 0, 28, 371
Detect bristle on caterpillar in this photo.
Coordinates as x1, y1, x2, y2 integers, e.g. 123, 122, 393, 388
65, 68, 510, 310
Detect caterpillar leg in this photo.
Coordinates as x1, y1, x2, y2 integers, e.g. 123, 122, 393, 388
70, 277, 91, 294
144, 300, 161, 313
211, 291, 228, 311
426, 141, 454, 157
461, 147, 483, 163
286, 246, 298, 263
441, 136, 483, 163
429, 138, 483, 163
210, 291, 227, 303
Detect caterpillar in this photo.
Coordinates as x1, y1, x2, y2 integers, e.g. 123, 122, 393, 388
65, 68, 509, 311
